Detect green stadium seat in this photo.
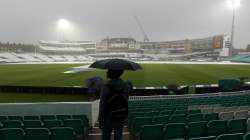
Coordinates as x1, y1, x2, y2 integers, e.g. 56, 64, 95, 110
50, 127, 77, 140
187, 114, 204, 122
164, 123, 186, 140
3, 120, 23, 128
131, 117, 153, 136
23, 115, 40, 120
153, 115, 169, 124
43, 120, 62, 128
144, 111, 158, 117
23, 120, 43, 128
0, 122, 3, 128
159, 110, 173, 116
203, 113, 219, 121
0, 128, 25, 140
8, 116, 23, 121
207, 120, 227, 136
71, 115, 89, 129
216, 133, 243, 140
186, 121, 207, 138
227, 119, 247, 133
56, 115, 71, 121
40, 115, 56, 121
25, 128, 50, 140
0, 116, 8, 122
63, 119, 86, 137
169, 114, 186, 123
188, 136, 216, 140
189, 110, 202, 114
139, 124, 164, 140
174, 110, 187, 115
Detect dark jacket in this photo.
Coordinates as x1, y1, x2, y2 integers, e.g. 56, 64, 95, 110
99, 78, 131, 121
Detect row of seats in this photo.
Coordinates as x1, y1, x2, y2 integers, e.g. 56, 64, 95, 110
0, 119, 88, 137
132, 119, 247, 140
129, 112, 219, 127
0, 127, 77, 140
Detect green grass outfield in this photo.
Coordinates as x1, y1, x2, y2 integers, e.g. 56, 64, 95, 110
1, 63, 250, 103
1, 63, 250, 87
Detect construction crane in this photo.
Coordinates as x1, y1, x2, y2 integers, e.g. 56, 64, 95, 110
134, 16, 149, 42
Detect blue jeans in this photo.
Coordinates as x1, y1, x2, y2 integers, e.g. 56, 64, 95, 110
102, 118, 124, 140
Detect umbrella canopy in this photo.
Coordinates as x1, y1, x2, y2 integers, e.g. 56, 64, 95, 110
89, 59, 142, 71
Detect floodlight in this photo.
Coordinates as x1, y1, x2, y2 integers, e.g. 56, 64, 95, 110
58, 19, 70, 30
227, 0, 241, 9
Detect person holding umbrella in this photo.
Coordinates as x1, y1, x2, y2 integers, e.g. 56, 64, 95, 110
89, 59, 141, 140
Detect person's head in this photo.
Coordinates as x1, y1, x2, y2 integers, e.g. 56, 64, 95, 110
107, 69, 124, 79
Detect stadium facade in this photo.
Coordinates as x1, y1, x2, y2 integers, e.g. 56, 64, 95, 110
0, 35, 231, 63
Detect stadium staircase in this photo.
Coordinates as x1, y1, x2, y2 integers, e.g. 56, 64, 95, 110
87, 122, 130, 140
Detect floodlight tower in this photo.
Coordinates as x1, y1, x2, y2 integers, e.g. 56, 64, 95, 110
227, 0, 241, 56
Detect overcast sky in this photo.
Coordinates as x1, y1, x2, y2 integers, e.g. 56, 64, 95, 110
0, 0, 249, 48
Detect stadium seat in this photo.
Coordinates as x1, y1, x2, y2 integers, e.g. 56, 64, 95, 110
63, 119, 86, 137
216, 133, 243, 140
43, 120, 62, 128
187, 114, 204, 122
153, 115, 169, 124
50, 127, 77, 140
23, 120, 43, 128
189, 110, 202, 114
0, 116, 8, 122
203, 113, 219, 121
227, 119, 247, 133
23, 115, 40, 120
0, 128, 25, 140
219, 112, 234, 120
174, 110, 187, 115
8, 116, 23, 121
56, 115, 71, 121
71, 115, 89, 129
207, 120, 227, 136
186, 121, 207, 138
188, 136, 216, 140
159, 110, 173, 116
138, 124, 164, 140
234, 110, 249, 119
40, 115, 56, 121
25, 128, 50, 140
3, 120, 23, 128
144, 111, 158, 117
164, 123, 186, 140
0, 122, 3, 128
131, 117, 153, 135
169, 114, 186, 123
213, 107, 225, 113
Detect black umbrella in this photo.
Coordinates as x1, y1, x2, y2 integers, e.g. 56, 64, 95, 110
89, 59, 142, 71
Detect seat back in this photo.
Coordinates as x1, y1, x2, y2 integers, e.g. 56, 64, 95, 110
216, 133, 243, 140
207, 120, 227, 136
0, 128, 25, 140
234, 110, 248, 119
187, 121, 207, 138
63, 119, 85, 136
153, 115, 169, 124
188, 136, 216, 140
187, 114, 203, 122
164, 123, 186, 139
50, 127, 76, 140
43, 120, 62, 128
227, 119, 247, 133
169, 114, 186, 123
3, 120, 23, 128
139, 124, 164, 140
203, 113, 219, 121
23, 116, 40, 120
40, 115, 56, 121
132, 117, 152, 135
23, 120, 43, 129
56, 115, 71, 121
219, 112, 234, 120
25, 128, 50, 140
8, 116, 23, 121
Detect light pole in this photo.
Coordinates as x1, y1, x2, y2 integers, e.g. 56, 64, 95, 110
227, 0, 241, 56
